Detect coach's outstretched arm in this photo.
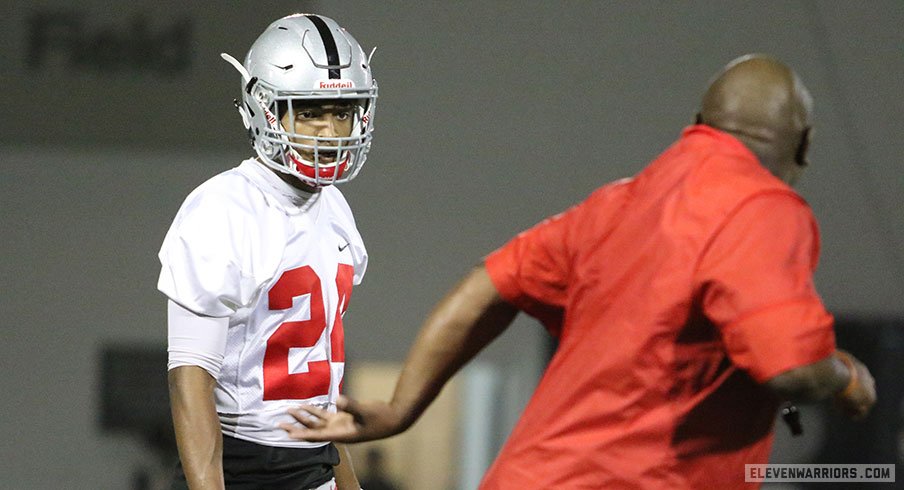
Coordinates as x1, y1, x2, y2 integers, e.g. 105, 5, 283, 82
282, 264, 518, 442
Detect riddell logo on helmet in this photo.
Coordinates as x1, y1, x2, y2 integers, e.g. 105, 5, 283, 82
318, 80, 355, 89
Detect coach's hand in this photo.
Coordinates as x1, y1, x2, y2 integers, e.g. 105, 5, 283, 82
281, 395, 405, 443
833, 350, 876, 421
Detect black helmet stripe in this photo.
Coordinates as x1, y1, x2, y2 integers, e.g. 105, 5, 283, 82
305, 14, 341, 79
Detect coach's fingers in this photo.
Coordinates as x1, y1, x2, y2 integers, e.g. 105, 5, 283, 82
305, 403, 332, 418
285, 406, 324, 427
279, 409, 357, 441
851, 364, 876, 420
278, 422, 337, 442
278, 421, 306, 438
834, 355, 877, 421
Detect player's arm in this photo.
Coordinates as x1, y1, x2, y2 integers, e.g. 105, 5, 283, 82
765, 350, 875, 419
169, 366, 225, 489
166, 300, 230, 489
282, 264, 518, 442
333, 443, 361, 490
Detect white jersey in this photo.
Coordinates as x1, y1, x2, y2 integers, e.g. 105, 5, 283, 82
158, 159, 367, 448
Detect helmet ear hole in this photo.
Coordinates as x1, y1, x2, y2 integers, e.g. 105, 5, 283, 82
259, 139, 276, 157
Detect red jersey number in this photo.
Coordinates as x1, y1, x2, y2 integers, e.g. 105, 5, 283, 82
263, 265, 354, 401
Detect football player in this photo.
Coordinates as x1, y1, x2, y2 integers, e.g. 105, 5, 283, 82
158, 13, 377, 490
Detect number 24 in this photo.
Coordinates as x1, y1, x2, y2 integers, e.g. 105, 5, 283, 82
262, 264, 353, 401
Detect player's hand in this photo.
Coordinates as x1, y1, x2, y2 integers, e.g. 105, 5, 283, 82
833, 350, 876, 421
280, 395, 405, 443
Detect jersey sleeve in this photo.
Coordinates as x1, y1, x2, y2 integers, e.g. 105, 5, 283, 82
696, 192, 835, 382
158, 187, 281, 317
167, 299, 229, 378
484, 203, 581, 337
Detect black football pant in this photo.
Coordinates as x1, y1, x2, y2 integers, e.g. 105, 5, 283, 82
170, 434, 338, 490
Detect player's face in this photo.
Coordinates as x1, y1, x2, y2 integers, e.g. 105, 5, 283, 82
281, 101, 355, 163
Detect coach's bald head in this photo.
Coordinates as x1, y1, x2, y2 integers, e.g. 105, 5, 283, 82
698, 54, 812, 185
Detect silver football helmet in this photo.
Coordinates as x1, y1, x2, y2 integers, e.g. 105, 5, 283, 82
222, 14, 377, 187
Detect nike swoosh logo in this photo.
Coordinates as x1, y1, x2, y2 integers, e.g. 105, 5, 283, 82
271, 63, 294, 71
338, 242, 350, 252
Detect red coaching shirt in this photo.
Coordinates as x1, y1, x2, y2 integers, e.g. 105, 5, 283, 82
482, 125, 835, 489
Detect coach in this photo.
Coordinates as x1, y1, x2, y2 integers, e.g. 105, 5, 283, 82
283, 54, 877, 489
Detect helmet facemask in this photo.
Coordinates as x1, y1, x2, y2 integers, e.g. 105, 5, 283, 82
253, 80, 376, 187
